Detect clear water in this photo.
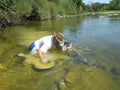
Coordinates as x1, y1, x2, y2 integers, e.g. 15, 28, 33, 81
0, 15, 120, 90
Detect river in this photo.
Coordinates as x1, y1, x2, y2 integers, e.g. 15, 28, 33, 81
0, 15, 120, 90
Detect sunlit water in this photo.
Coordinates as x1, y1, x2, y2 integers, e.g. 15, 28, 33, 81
0, 15, 120, 90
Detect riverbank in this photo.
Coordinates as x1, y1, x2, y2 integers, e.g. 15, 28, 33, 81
82, 11, 120, 16
0, 11, 120, 29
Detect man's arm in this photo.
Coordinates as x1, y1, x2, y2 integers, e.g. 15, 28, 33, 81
37, 49, 47, 64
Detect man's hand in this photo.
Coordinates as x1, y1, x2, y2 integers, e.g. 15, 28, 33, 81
41, 56, 48, 64
37, 49, 47, 64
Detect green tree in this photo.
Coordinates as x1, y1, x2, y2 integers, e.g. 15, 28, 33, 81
47, 0, 60, 4
72, 0, 83, 14
100, 4, 110, 11
91, 2, 101, 11
0, 0, 85, 28
109, 0, 120, 10
85, 4, 93, 12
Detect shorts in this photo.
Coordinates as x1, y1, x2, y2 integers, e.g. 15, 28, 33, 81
29, 42, 37, 55
31, 47, 37, 55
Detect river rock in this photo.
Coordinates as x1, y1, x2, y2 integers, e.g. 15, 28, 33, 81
17, 53, 56, 70
64, 65, 119, 90
65, 65, 84, 84
58, 79, 67, 90
111, 67, 120, 76
24, 55, 56, 70
0, 63, 6, 69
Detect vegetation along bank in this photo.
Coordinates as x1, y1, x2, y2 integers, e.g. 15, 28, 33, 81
0, 0, 120, 28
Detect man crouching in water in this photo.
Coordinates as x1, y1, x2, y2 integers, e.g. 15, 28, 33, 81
29, 32, 72, 64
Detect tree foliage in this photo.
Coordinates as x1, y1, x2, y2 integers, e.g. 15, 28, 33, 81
0, 0, 119, 28
109, 0, 120, 10
72, 0, 83, 14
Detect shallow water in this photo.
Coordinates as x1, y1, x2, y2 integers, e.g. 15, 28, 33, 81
0, 15, 120, 90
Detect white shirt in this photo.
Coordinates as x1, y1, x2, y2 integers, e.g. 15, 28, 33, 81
34, 35, 54, 53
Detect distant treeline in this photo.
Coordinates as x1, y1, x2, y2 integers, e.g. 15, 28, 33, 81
0, 0, 120, 28
84, 0, 120, 12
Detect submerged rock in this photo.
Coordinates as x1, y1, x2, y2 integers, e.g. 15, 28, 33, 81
64, 65, 119, 90
17, 52, 70, 70
82, 58, 88, 65
111, 67, 120, 76
0, 63, 14, 72
89, 61, 96, 66
59, 79, 68, 90
82, 58, 96, 66
17, 53, 56, 70
51, 79, 70, 90
24, 56, 56, 70
0, 64, 6, 69
96, 64, 106, 70
85, 66, 95, 72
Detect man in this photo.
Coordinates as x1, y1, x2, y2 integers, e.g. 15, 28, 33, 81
29, 32, 67, 64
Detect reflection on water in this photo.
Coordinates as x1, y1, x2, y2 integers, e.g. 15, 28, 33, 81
0, 16, 120, 90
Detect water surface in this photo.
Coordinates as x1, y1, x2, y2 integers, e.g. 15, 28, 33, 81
0, 15, 120, 90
